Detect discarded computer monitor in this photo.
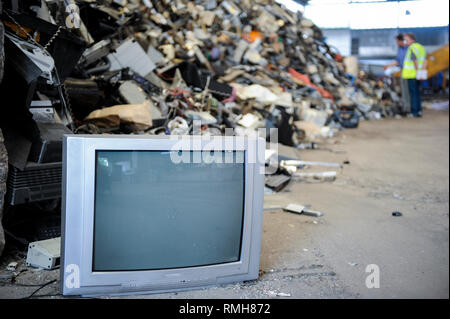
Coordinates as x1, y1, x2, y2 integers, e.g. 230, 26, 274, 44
61, 135, 265, 296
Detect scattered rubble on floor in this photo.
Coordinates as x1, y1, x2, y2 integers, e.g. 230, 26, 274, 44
283, 204, 324, 217
294, 171, 337, 182
263, 203, 324, 218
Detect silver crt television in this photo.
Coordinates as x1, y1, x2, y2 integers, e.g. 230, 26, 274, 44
61, 135, 265, 296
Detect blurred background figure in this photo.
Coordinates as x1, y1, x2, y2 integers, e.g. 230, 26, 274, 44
385, 34, 410, 115
402, 33, 428, 117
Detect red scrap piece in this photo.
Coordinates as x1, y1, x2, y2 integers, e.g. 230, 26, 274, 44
288, 68, 334, 101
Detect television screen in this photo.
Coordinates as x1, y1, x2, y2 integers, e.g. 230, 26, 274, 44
93, 150, 245, 271
61, 135, 264, 296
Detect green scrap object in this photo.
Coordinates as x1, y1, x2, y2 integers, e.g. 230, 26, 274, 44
209, 97, 219, 109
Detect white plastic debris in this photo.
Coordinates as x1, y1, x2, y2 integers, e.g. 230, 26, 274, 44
168, 116, 189, 135
7, 262, 18, 271
107, 38, 156, 76
237, 113, 261, 129
267, 290, 291, 297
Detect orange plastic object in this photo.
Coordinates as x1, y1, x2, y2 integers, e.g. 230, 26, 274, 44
288, 68, 334, 101
249, 30, 264, 42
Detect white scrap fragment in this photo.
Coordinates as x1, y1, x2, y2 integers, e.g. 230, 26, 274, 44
7, 262, 18, 271
393, 193, 404, 200
267, 290, 291, 297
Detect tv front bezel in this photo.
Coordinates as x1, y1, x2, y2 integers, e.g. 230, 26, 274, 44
61, 135, 265, 296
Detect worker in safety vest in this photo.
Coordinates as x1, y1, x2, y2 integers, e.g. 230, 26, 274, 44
384, 34, 410, 115
402, 33, 427, 117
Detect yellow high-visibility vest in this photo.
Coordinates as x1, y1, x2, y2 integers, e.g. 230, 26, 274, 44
402, 43, 427, 79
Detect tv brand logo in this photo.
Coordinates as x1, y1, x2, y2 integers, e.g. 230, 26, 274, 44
365, 264, 380, 289
168, 121, 279, 175
65, 264, 80, 289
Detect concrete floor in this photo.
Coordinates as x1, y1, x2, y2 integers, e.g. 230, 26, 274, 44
0, 109, 448, 299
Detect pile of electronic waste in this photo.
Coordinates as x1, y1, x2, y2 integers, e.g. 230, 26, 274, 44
0, 0, 402, 256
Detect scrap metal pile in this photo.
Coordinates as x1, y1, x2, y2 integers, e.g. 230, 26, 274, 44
0, 0, 405, 257
2, 0, 402, 144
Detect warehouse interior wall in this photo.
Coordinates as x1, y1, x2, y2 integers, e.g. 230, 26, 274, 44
323, 27, 449, 60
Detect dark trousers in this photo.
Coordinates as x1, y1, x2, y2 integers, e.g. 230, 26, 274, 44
407, 79, 422, 116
